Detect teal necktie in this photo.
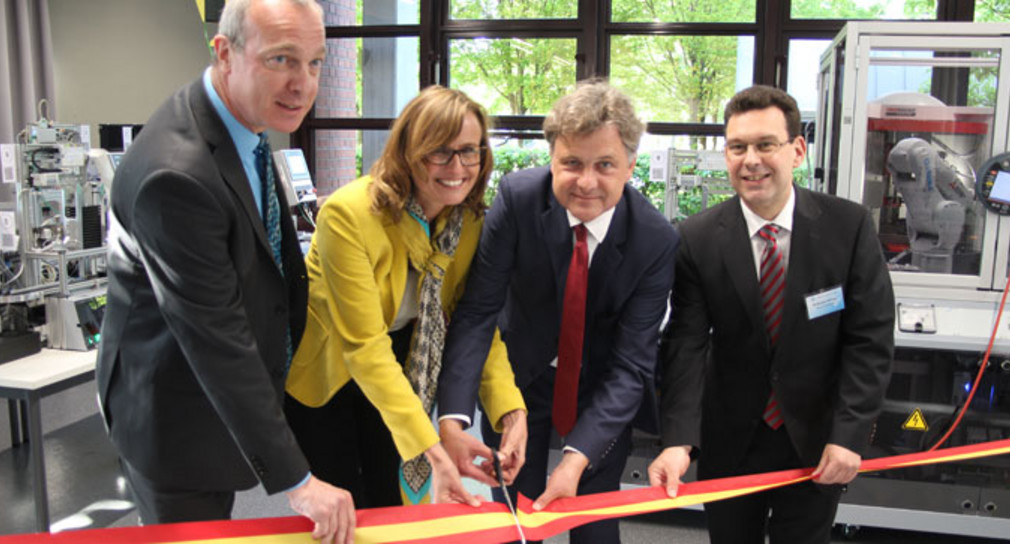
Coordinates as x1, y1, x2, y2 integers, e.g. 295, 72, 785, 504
254, 135, 284, 273
254, 135, 292, 368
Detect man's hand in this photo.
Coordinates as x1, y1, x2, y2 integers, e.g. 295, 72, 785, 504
426, 443, 483, 506
648, 445, 692, 498
439, 419, 498, 486
811, 443, 861, 485
532, 450, 589, 511
286, 475, 355, 544
495, 409, 528, 485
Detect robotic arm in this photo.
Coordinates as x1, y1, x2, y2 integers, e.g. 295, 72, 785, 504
886, 137, 973, 273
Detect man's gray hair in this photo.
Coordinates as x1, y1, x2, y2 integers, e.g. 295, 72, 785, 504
217, 0, 323, 52
543, 78, 644, 160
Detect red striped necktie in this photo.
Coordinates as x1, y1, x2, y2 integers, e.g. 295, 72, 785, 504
554, 224, 588, 437
758, 224, 785, 430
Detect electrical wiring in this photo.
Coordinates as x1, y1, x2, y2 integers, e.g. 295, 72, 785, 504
297, 202, 317, 229
0, 253, 24, 287
927, 274, 1010, 451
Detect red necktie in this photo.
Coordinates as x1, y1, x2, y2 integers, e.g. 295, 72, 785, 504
758, 224, 785, 430
554, 224, 588, 437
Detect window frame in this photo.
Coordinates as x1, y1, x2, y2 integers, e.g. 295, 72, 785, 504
294, 0, 975, 187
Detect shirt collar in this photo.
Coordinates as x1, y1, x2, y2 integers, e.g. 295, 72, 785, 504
740, 184, 796, 238
566, 205, 615, 243
202, 68, 261, 159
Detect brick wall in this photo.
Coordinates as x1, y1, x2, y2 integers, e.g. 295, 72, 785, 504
314, 0, 358, 196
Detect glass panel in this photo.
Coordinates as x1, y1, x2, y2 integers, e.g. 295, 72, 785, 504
641, 134, 814, 221
862, 48, 999, 276
787, 39, 831, 115
449, 38, 577, 116
791, 0, 935, 20
450, 0, 577, 20
610, 35, 754, 124
787, 39, 827, 192
611, 0, 755, 23
314, 129, 390, 198
485, 136, 552, 204
316, 38, 419, 119
318, 0, 419, 26
641, 135, 730, 221
976, 3, 1010, 22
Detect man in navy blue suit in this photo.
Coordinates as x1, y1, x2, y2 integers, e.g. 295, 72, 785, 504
437, 80, 679, 543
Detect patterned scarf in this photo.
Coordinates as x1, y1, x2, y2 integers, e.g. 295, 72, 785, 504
398, 195, 464, 504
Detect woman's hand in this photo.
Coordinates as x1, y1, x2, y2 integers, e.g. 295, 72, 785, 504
425, 442, 483, 506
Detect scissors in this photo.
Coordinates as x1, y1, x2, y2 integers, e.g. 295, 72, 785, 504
492, 453, 527, 543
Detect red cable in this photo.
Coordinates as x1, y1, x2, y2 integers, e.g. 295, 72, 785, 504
927, 274, 1010, 451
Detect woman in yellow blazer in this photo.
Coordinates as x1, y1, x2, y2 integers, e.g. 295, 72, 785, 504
285, 86, 526, 508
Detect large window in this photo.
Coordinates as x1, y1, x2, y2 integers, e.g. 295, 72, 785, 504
297, 0, 982, 202
449, 38, 577, 116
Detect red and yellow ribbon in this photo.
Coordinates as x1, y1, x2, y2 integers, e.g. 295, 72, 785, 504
4, 438, 1009, 543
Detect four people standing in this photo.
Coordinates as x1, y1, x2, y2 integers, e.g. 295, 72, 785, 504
97, 6, 894, 537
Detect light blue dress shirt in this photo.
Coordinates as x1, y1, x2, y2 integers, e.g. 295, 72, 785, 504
202, 68, 265, 219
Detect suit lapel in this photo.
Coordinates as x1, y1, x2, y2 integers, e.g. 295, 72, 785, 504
778, 186, 822, 349
718, 199, 765, 349
543, 188, 573, 312
189, 82, 273, 256
587, 191, 627, 294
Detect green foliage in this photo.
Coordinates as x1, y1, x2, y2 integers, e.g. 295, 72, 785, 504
791, 0, 886, 19
975, 0, 1010, 21
611, 35, 742, 124
484, 146, 551, 205
629, 153, 666, 212
902, 0, 938, 18
611, 0, 754, 22
451, 38, 576, 116
450, 1, 577, 115
451, 0, 578, 19
610, 1, 753, 124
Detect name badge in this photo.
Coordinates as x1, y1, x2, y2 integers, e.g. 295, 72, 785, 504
805, 285, 844, 320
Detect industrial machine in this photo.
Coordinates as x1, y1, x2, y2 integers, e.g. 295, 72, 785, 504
0, 107, 110, 351
886, 136, 975, 274
273, 147, 319, 252
649, 147, 732, 223
814, 21, 1010, 538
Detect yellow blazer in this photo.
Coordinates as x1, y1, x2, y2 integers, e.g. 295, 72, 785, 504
286, 176, 524, 462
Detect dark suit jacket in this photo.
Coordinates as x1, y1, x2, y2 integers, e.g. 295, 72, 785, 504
438, 167, 679, 465
96, 78, 309, 493
660, 186, 894, 475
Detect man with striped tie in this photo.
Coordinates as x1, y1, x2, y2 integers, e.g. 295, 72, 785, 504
648, 85, 894, 544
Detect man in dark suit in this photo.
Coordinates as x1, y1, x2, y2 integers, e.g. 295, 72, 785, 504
438, 80, 679, 543
649, 85, 894, 544
96, 1, 353, 542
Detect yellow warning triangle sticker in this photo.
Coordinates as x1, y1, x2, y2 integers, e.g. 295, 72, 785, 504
902, 408, 929, 431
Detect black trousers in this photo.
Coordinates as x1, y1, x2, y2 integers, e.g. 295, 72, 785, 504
121, 459, 235, 525
701, 424, 843, 544
284, 324, 414, 508
482, 367, 632, 544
